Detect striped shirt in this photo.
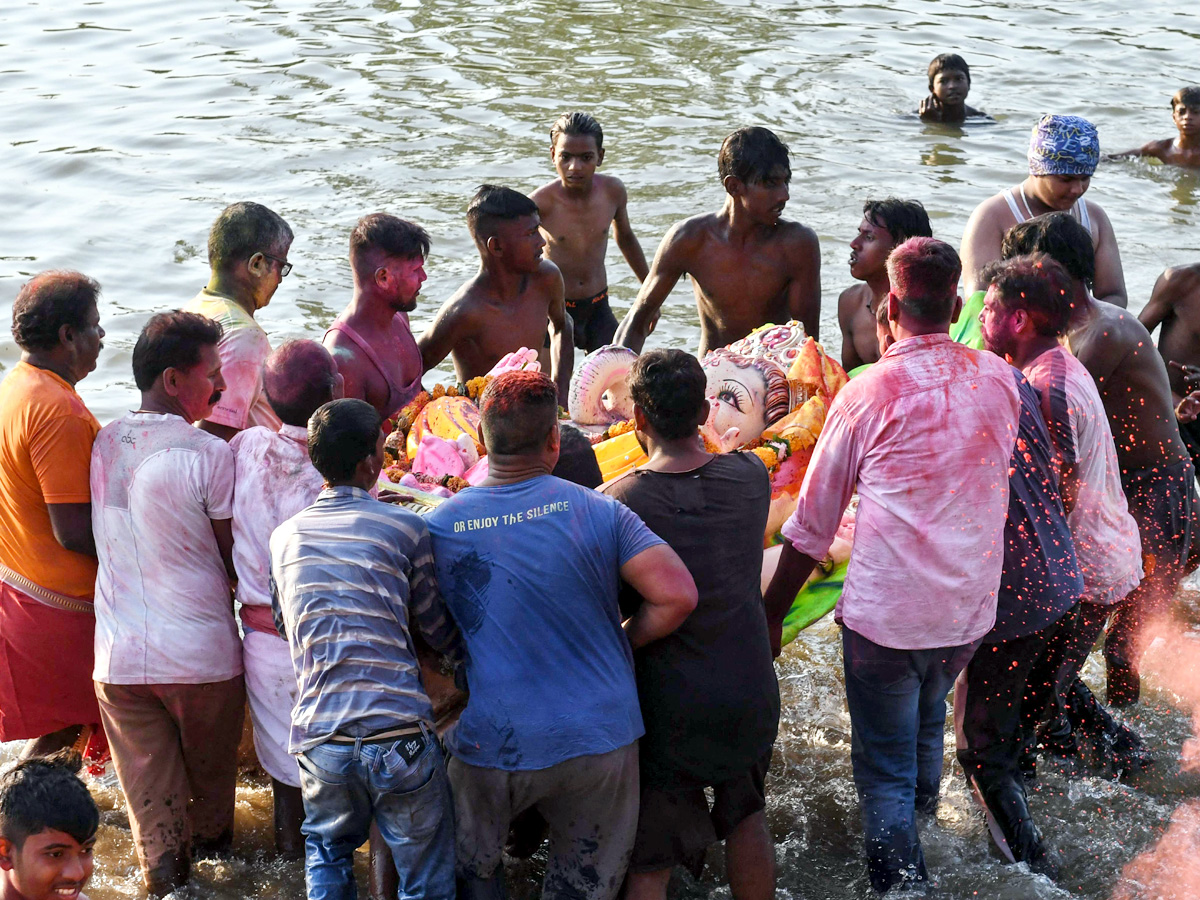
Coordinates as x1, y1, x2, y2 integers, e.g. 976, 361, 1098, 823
269, 485, 462, 752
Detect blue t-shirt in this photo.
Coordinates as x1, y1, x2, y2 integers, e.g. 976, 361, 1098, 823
426, 474, 665, 770
990, 370, 1083, 642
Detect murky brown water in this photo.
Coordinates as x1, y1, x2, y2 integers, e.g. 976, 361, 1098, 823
3, 0, 1200, 896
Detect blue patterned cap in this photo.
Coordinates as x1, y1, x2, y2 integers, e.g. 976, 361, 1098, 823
1028, 115, 1099, 176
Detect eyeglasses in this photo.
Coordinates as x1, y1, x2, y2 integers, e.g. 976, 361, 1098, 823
262, 253, 293, 277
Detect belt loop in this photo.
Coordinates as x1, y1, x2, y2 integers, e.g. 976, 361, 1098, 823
354, 735, 363, 758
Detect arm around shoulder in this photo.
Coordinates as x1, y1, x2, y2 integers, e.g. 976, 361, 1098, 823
620, 544, 697, 650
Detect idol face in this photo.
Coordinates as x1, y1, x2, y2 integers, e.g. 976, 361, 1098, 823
699, 350, 789, 452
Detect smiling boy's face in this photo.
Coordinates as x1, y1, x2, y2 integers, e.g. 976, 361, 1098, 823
0, 828, 95, 900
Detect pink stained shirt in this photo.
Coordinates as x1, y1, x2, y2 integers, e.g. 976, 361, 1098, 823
1022, 345, 1142, 605
781, 333, 1021, 650
230, 424, 326, 613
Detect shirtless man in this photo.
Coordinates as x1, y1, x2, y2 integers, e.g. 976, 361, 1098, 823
530, 111, 649, 352
1001, 212, 1198, 707
614, 126, 821, 356
1110, 87, 1200, 169
960, 115, 1127, 308
1139, 262, 1200, 464
418, 185, 572, 402
324, 214, 428, 423
838, 198, 932, 371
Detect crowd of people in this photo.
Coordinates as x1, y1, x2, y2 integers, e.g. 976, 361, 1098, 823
2, 67, 1200, 900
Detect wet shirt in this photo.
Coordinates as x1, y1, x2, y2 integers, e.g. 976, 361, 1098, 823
230, 424, 325, 625
183, 290, 281, 432
426, 475, 664, 771
270, 486, 461, 752
0, 362, 100, 598
603, 453, 780, 788
1023, 346, 1142, 605
990, 370, 1082, 642
781, 333, 1021, 650
91, 413, 241, 684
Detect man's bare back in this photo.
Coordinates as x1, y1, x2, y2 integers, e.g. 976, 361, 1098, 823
1140, 263, 1200, 400
837, 283, 883, 371
324, 312, 423, 420
617, 211, 820, 356
418, 259, 571, 398
1068, 298, 1188, 472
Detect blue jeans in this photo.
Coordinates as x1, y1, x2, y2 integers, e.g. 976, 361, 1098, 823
842, 627, 978, 893
298, 724, 455, 900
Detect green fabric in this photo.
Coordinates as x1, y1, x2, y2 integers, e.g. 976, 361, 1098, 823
951, 290, 986, 350
780, 560, 847, 646
847, 362, 873, 379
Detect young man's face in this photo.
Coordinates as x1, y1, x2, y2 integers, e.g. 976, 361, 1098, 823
1030, 174, 1091, 211
170, 343, 227, 422
383, 255, 427, 313
552, 134, 604, 191
495, 214, 546, 274
738, 164, 790, 225
979, 286, 1017, 358
931, 69, 969, 105
1173, 102, 1200, 138
0, 829, 95, 900
849, 216, 895, 281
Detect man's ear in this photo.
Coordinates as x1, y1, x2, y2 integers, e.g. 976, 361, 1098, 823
886, 292, 900, 323
596, 146, 606, 167
546, 421, 561, 454
1012, 308, 1031, 334
485, 235, 502, 257
0, 836, 15, 870
161, 367, 181, 398
374, 266, 390, 288
58, 322, 77, 349
722, 174, 743, 198
696, 398, 711, 426
950, 294, 964, 325
246, 252, 269, 278
633, 404, 648, 433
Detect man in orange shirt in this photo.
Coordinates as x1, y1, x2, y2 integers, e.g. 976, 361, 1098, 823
0, 271, 106, 757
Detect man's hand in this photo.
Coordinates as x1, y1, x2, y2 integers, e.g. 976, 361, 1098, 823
487, 348, 541, 377
1170, 360, 1200, 394
1177, 390, 1200, 424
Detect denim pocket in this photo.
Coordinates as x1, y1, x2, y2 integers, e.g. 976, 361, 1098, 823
371, 743, 450, 841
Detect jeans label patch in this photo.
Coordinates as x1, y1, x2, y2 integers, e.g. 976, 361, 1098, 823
394, 734, 427, 766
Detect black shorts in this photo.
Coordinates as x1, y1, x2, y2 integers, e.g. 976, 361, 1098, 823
628, 750, 771, 877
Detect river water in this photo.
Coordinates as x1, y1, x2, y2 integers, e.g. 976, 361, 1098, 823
2, 0, 1200, 897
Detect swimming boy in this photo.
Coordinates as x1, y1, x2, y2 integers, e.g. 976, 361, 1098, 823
614, 126, 821, 356
418, 185, 573, 402
530, 112, 649, 352
0, 752, 98, 900
838, 198, 932, 371
1110, 87, 1200, 168
918, 54, 984, 123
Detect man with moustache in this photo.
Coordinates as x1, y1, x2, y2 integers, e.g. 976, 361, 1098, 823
324, 214, 430, 422
90, 312, 244, 897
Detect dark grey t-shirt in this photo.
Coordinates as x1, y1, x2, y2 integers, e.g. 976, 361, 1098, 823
604, 452, 780, 788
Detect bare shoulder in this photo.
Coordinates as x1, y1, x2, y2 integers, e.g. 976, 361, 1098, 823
1140, 138, 1174, 159
530, 179, 562, 212
594, 173, 628, 204
838, 283, 869, 315
1158, 263, 1200, 301
535, 258, 565, 291
968, 189, 1012, 222
776, 217, 820, 251
661, 212, 718, 253
1098, 301, 1153, 345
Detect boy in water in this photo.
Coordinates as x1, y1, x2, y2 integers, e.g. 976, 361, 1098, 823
1138, 261, 1200, 463
531, 112, 649, 352
838, 198, 932, 371
419, 185, 573, 402
615, 126, 820, 356
918, 54, 984, 123
0, 752, 98, 900
1111, 87, 1200, 168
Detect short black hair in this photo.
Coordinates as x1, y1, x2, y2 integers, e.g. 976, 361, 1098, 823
628, 349, 708, 440
886, 237, 963, 323
132, 311, 223, 391
307, 398, 382, 482
550, 111, 604, 151
479, 371, 559, 456
11, 271, 101, 352
466, 185, 540, 242
928, 53, 971, 91
0, 751, 98, 849
207, 201, 293, 271
350, 213, 431, 264
552, 424, 603, 489
980, 254, 1074, 338
718, 127, 791, 187
1172, 86, 1200, 111
863, 198, 933, 244
1001, 212, 1095, 288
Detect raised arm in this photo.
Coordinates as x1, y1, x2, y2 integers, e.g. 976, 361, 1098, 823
620, 543, 698, 650
417, 298, 467, 374
1090, 204, 1127, 308
787, 226, 822, 338
1139, 267, 1182, 335
614, 223, 690, 353
612, 182, 649, 283
544, 263, 574, 404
